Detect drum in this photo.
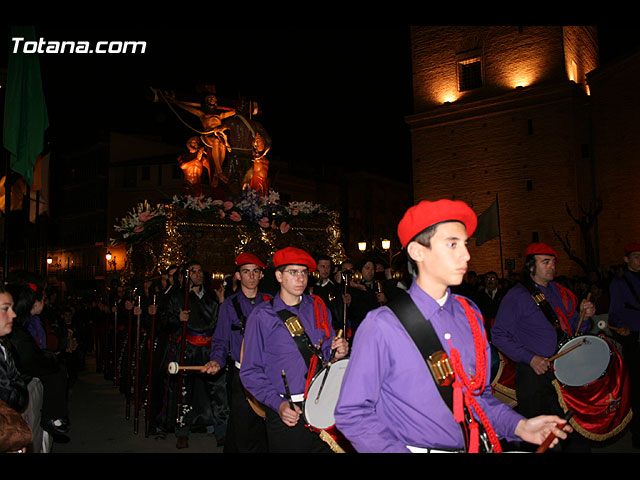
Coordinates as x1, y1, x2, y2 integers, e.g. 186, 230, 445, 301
554, 336, 632, 441
304, 358, 349, 430
553, 334, 611, 387
490, 346, 517, 407
240, 339, 266, 418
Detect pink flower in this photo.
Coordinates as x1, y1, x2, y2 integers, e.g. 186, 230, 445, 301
292, 208, 299, 216
134, 225, 144, 233
258, 217, 270, 228
223, 201, 234, 211
139, 211, 153, 223
230, 211, 242, 222
280, 222, 290, 234
218, 209, 225, 219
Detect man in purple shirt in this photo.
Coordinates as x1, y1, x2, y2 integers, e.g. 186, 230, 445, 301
492, 242, 594, 452
203, 252, 270, 452
334, 200, 571, 453
608, 243, 640, 448
239, 247, 349, 453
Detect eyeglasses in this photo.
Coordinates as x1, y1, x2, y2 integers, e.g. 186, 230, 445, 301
283, 269, 310, 277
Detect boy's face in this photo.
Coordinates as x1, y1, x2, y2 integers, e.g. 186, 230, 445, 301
412, 221, 470, 291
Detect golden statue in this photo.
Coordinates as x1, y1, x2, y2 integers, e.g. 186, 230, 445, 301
153, 87, 236, 187
178, 137, 209, 197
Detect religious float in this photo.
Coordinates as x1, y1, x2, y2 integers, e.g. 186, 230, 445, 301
110, 86, 348, 284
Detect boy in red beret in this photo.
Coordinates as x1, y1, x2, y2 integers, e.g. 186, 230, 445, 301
204, 252, 269, 452
335, 200, 571, 453
239, 247, 348, 452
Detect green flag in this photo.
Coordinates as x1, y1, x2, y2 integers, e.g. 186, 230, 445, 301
3, 26, 49, 186
474, 199, 500, 246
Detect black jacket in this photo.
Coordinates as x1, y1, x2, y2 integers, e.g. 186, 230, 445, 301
0, 340, 29, 412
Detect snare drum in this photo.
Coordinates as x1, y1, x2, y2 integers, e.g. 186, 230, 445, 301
304, 358, 349, 430
553, 334, 611, 387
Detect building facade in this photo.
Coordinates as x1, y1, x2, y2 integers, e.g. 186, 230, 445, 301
407, 26, 600, 278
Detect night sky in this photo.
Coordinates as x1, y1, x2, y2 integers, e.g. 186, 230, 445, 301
2, 26, 414, 180
2, 26, 638, 183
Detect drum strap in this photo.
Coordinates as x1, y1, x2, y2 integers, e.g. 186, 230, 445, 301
271, 297, 327, 371
522, 280, 569, 345
231, 296, 247, 335
387, 292, 474, 452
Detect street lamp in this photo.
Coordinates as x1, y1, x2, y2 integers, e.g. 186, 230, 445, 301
358, 242, 367, 253
106, 251, 116, 271
381, 238, 392, 267
46, 256, 53, 265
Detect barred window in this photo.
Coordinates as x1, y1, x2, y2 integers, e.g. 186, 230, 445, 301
458, 56, 483, 92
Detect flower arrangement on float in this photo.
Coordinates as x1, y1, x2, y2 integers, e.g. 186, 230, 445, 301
111, 189, 328, 245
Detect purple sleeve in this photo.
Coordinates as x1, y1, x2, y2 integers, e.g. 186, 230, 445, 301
334, 314, 412, 453
210, 299, 232, 365
492, 289, 538, 364
609, 274, 640, 330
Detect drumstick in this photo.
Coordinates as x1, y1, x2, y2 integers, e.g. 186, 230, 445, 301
314, 330, 344, 404
282, 370, 295, 410
167, 362, 206, 374
536, 410, 574, 453
547, 338, 587, 362
329, 329, 344, 363
608, 324, 628, 335
575, 293, 592, 334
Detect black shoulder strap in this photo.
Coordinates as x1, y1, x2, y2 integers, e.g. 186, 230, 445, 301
386, 292, 454, 412
231, 296, 246, 333
521, 280, 567, 344
270, 297, 321, 369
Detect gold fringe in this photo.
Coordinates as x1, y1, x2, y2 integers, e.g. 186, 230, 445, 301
553, 379, 633, 441
319, 430, 346, 453
491, 356, 518, 408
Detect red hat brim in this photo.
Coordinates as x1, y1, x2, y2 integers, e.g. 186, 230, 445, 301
235, 252, 266, 269
525, 243, 558, 259
624, 243, 640, 255
273, 247, 317, 272
397, 199, 477, 248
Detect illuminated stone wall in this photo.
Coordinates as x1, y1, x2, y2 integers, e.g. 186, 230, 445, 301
408, 26, 599, 278
587, 49, 640, 267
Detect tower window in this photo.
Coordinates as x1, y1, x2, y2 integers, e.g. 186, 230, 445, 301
458, 56, 483, 92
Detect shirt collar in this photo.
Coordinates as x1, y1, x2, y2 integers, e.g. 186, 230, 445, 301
408, 281, 452, 318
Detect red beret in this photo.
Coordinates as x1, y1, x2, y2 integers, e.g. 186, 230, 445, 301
397, 199, 478, 248
273, 247, 317, 272
525, 243, 558, 259
235, 252, 266, 269
624, 243, 640, 255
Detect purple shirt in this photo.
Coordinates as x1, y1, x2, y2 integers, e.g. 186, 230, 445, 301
27, 314, 47, 350
239, 293, 335, 413
210, 290, 269, 366
609, 270, 640, 331
492, 281, 588, 364
334, 282, 524, 453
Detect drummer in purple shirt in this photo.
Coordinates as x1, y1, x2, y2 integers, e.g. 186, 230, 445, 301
203, 252, 270, 452
334, 200, 571, 453
491, 242, 594, 452
608, 243, 640, 448
239, 247, 349, 453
